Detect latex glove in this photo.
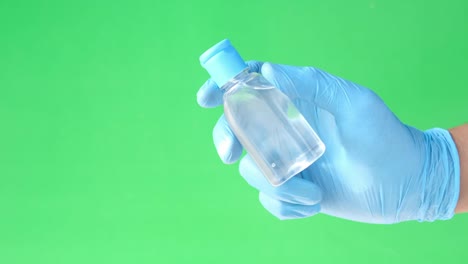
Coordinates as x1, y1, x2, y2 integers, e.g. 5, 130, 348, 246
197, 61, 460, 224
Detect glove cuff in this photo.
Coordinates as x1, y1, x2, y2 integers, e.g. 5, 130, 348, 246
418, 128, 460, 222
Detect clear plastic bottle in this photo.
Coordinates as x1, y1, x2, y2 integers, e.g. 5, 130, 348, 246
200, 39, 325, 186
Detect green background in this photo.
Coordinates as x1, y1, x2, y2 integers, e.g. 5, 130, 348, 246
1, 0, 467, 263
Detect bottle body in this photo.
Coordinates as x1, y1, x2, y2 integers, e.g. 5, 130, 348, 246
223, 70, 325, 186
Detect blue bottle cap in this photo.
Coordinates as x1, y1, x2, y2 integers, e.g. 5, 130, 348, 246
200, 39, 248, 88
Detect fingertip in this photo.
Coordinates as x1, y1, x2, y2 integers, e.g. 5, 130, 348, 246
197, 79, 224, 108
259, 62, 278, 78
259, 192, 321, 220
217, 139, 243, 164
258, 192, 288, 220
213, 115, 243, 164
239, 154, 263, 187
260, 63, 294, 89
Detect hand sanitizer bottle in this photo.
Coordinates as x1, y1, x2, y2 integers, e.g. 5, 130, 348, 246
200, 39, 325, 186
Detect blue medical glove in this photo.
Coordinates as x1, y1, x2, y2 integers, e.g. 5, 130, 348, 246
197, 61, 460, 224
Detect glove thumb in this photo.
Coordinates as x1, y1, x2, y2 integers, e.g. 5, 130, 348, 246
260, 63, 368, 121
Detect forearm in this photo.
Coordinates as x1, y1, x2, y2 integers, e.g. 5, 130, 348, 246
451, 124, 468, 213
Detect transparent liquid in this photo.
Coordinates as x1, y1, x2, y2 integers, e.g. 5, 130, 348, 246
223, 71, 325, 186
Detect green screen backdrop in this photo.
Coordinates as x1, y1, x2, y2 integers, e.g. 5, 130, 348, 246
1, 0, 467, 263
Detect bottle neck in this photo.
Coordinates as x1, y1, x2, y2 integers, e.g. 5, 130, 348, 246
219, 68, 250, 92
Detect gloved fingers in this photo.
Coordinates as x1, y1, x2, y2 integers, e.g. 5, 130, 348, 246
260, 62, 370, 120
245, 60, 264, 73
213, 114, 243, 164
197, 61, 264, 108
197, 78, 224, 108
239, 154, 322, 205
259, 192, 321, 220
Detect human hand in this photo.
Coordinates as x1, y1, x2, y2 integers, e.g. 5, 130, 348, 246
197, 61, 459, 224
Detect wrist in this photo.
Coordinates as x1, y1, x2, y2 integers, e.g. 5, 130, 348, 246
417, 128, 460, 221
450, 125, 468, 213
